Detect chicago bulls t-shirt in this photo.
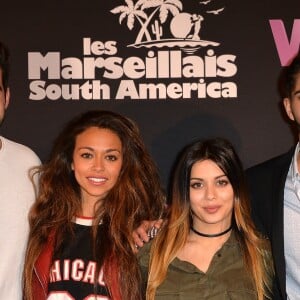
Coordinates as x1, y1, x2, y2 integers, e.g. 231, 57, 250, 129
47, 217, 110, 300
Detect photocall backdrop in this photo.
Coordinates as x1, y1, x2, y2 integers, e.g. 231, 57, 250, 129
0, 0, 299, 187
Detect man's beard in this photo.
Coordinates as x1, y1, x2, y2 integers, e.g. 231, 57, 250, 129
0, 113, 5, 127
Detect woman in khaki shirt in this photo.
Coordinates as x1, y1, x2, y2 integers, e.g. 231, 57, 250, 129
139, 138, 273, 300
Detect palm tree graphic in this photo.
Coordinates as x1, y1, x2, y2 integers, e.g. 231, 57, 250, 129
111, 0, 183, 44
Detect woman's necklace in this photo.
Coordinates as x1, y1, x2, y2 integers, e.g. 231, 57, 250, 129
190, 225, 232, 238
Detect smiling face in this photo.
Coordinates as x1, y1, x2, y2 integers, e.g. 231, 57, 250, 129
189, 159, 234, 233
72, 126, 123, 216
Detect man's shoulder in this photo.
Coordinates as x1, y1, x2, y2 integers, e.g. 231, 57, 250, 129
246, 148, 294, 175
1, 136, 41, 164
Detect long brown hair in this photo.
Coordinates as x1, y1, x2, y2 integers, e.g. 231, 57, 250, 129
147, 138, 273, 300
23, 110, 165, 300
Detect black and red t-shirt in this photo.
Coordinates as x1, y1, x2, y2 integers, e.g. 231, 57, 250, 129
47, 217, 110, 300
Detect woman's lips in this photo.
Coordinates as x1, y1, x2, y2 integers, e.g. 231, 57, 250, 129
203, 206, 220, 214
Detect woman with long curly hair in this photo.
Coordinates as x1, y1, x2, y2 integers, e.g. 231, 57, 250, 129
23, 110, 165, 300
139, 138, 273, 300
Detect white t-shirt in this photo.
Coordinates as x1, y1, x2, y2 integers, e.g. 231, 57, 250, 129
0, 136, 40, 299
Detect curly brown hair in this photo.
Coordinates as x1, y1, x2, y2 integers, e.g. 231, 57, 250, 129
23, 110, 165, 300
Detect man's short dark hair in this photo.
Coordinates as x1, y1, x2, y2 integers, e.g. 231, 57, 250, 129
0, 41, 10, 91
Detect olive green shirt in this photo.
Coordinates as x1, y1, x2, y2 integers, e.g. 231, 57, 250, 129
139, 232, 272, 300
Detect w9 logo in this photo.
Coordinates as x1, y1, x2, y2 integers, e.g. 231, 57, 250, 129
270, 19, 300, 66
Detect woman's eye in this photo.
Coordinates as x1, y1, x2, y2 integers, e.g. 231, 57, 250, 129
217, 179, 228, 186
190, 182, 202, 189
106, 155, 117, 161
81, 152, 93, 159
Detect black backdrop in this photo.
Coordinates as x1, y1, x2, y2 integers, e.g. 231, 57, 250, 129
0, 0, 299, 187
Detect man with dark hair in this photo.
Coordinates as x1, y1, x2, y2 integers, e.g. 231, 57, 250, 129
0, 41, 40, 299
246, 52, 300, 300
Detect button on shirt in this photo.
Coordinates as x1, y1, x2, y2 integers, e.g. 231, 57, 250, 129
284, 143, 300, 300
139, 232, 272, 300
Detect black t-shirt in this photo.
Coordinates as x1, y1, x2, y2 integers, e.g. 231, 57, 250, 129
47, 217, 110, 300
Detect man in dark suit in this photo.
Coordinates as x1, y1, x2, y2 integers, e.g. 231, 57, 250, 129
246, 52, 300, 300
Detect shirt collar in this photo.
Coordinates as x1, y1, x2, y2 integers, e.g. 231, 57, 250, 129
172, 230, 239, 273
291, 142, 300, 180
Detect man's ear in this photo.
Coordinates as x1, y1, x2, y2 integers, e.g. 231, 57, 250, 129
4, 87, 10, 109
283, 97, 295, 121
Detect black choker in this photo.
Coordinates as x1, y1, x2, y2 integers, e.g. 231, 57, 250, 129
190, 225, 232, 238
